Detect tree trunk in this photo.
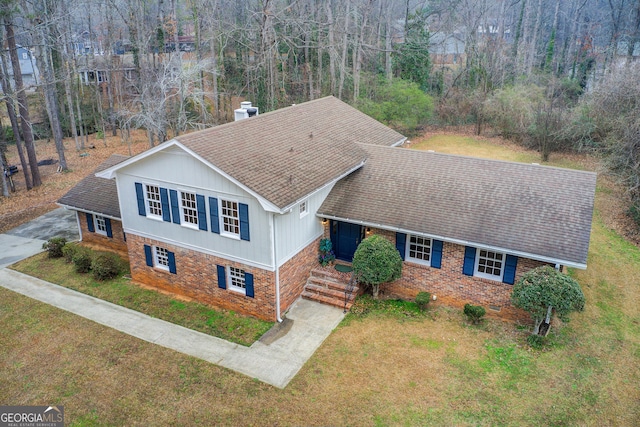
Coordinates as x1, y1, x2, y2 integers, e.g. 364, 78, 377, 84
338, 2, 351, 100
64, 61, 81, 150
327, 0, 337, 95
0, 34, 31, 190
5, 18, 41, 187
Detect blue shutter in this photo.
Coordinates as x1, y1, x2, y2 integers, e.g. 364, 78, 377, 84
245, 272, 254, 298
169, 190, 180, 224
168, 251, 177, 274
503, 255, 518, 285
86, 213, 95, 232
105, 218, 113, 238
431, 240, 443, 269
239, 203, 250, 241
160, 188, 171, 222
135, 182, 146, 216
396, 233, 406, 260
463, 246, 476, 276
196, 194, 207, 231
217, 265, 226, 289
144, 245, 153, 267
209, 197, 220, 234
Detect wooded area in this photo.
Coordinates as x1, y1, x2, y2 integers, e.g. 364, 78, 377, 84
0, 0, 639, 220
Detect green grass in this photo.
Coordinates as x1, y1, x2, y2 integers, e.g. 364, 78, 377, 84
9, 251, 272, 346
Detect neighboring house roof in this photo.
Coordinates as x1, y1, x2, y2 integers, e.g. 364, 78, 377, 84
58, 154, 128, 219
318, 144, 597, 268
99, 96, 405, 212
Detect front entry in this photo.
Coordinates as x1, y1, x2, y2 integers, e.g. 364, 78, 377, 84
330, 220, 364, 262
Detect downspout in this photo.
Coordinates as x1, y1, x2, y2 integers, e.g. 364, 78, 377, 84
76, 211, 83, 242
271, 213, 283, 322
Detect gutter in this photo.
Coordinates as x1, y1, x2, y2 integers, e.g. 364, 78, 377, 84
316, 214, 587, 270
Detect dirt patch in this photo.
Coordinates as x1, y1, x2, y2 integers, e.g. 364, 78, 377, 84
1, 132, 150, 233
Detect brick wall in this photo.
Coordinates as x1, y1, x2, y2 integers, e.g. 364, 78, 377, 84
322, 223, 548, 323
78, 212, 129, 260
388, 238, 547, 323
126, 233, 277, 321
279, 237, 321, 313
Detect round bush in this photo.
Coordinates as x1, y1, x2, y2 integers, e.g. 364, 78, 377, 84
91, 252, 122, 281
42, 237, 67, 258
463, 303, 486, 324
72, 248, 93, 274
415, 291, 431, 310
61, 243, 79, 263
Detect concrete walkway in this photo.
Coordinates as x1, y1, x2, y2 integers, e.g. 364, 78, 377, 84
0, 209, 345, 388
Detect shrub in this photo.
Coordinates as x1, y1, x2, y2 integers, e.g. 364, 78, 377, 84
352, 234, 403, 299
61, 243, 79, 263
91, 252, 122, 281
42, 237, 67, 258
72, 247, 93, 273
463, 303, 486, 324
318, 238, 335, 266
415, 291, 431, 311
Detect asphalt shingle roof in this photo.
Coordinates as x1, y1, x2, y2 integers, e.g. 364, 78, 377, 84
58, 154, 128, 219
174, 96, 404, 210
318, 145, 597, 267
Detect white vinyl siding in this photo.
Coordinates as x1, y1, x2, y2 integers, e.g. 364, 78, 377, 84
116, 147, 274, 268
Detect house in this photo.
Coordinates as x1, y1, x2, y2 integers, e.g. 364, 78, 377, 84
60, 96, 596, 323
5, 45, 39, 88
58, 154, 129, 259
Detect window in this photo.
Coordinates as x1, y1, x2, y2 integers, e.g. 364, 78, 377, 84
221, 199, 239, 236
94, 215, 108, 236
144, 244, 176, 274
154, 246, 170, 271
217, 264, 254, 297
180, 191, 199, 227
299, 200, 308, 218
407, 235, 432, 265
22, 52, 28, 60
145, 184, 163, 219
228, 266, 246, 292
475, 250, 505, 280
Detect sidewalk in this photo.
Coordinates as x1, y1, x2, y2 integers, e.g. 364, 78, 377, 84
0, 209, 345, 388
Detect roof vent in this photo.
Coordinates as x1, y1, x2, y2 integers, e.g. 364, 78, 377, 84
235, 101, 259, 121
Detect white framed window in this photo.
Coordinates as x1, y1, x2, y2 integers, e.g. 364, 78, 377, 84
144, 184, 163, 219
406, 235, 432, 266
475, 250, 505, 281
22, 52, 28, 60
180, 190, 198, 228
221, 199, 240, 237
94, 215, 108, 236
228, 266, 246, 292
299, 200, 308, 218
154, 246, 170, 271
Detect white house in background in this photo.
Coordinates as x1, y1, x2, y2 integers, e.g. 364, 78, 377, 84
5, 46, 39, 88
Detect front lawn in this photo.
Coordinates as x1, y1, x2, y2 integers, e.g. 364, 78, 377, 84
9, 251, 272, 346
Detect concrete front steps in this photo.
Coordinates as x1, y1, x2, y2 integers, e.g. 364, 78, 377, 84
302, 266, 360, 311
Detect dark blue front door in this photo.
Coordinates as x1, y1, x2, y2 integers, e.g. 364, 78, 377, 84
330, 220, 364, 261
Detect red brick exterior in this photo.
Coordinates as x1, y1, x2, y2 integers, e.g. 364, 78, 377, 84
324, 224, 549, 323
78, 212, 129, 260
126, 233, 278, 321
279, 237, 321, 313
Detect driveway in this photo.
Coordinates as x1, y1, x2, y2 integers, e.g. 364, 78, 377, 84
0, 207, 78, 268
